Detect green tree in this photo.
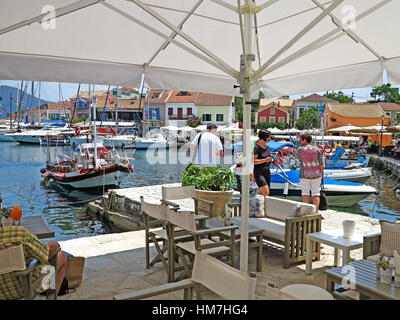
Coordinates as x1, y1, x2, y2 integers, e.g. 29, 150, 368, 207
324, 90, 353, 103
295, 106, 320, 130
234, 96, 243, 123
254, 121, 286, 131
370, 83, 400, 103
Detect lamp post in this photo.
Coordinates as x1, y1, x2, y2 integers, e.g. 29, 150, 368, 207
379, 115, 385, 156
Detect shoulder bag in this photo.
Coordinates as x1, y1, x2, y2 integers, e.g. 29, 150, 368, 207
185, 132, 203, 171
319, 182, 328, 211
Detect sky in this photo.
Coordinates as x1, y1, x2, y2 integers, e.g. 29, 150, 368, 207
1, 72, 399, 104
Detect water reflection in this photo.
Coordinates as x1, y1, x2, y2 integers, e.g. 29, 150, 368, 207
1, 141, 399, 242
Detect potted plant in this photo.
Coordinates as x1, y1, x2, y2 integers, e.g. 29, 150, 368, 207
182, 165, 234, 217
377, 256, 394, 284
0, 207, 12, 227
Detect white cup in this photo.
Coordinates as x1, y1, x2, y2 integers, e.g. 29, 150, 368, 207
343, 220, 355, 239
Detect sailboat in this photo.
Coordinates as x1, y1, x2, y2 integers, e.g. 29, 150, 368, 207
40, 90, 134, 189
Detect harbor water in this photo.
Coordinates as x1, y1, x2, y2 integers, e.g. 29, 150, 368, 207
0, 142, 399, 241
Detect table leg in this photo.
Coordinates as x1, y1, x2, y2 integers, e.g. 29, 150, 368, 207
342, 249, 350, 265
257, 233, 262, 272
306, 238, 313, 275
334, 248, 339, 267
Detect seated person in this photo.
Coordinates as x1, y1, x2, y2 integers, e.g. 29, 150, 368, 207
0, 226, 67, 299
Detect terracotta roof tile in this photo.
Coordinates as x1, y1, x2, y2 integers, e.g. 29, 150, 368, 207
295, 93, 336, 103
260, 98, 294, 108
166, 91, 199, 103
377, 102, 400, 111
328, 103, 387, 118
147, 89, 172, 104
196, 93, 232, 106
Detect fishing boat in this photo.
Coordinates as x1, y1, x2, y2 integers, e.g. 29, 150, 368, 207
40, 141, 134, 188
268, 169, 377, 207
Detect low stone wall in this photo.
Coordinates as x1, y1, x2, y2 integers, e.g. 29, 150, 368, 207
369, 155, 400, 179
88, 192, 144, 232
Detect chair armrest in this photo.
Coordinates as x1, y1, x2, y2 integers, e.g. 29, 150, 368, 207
192, 197, 215, 206
160, 199, 180, 209
113, 279, 195, 300
195, 225, 238, 235
363, 233, 381, 259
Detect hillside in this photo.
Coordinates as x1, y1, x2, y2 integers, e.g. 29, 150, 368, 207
0, 85, 54, 114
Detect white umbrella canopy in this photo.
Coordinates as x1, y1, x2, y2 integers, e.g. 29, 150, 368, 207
2, 0, 400, 274
1, 0, 400, 96
161, 125, 180, 131
326, 125, 361, 133
349, 124, 388, 133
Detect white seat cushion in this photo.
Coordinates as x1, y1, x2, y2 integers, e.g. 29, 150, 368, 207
177, 239, 230, 255
281, 284, 334, 300
248, 217, 286, 242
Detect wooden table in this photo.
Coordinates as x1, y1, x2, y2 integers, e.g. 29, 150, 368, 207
306, 230, 363, 275
206, 216, 263, 272
20, 216, 55, 239
325, 259, 400, 300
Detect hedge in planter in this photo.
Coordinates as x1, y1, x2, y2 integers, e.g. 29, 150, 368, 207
182, 165, 234, 216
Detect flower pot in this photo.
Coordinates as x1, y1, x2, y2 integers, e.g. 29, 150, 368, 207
342, 220, 355, 239
195, 189, 234, 217
380, 268, 393, 284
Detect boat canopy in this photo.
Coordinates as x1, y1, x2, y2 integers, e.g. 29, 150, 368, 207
233, 140, 293, 152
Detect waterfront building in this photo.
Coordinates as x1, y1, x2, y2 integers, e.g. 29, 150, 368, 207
294, 93, 336, 121
196, 93, 234, 126
143, 89, 172, 127
46, 101, 73, 121
258, 98, 294, 126
257, 101, 292, 126
377, 102, 400, 124
165, 91, 200, 127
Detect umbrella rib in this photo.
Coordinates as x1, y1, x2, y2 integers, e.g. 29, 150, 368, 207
255, 0, 344, 78
102, 2, 236, 78
146, 0, 205, 66
128, 0, 238, 78
0, 0, 99, 36
312, 0, 386, 61
260, 0, 390, 78
210, 0, 238, 12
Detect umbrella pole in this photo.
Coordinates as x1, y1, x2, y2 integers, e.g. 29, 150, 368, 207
239, 1, 253, 274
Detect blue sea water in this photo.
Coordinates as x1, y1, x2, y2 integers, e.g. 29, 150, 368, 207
0, 142, 399, 241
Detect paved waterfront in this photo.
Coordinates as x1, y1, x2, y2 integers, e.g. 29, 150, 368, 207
56, 207, 381, 300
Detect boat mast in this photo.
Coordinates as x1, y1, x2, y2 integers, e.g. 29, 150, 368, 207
38, 82, 41, 123
88, 84, 92, 128
30, 81, 34, 124
115, 86, 118, 132
93, 85, 97, 168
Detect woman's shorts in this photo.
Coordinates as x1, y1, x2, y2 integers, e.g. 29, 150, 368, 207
254, 167, 270, 188
300, 177, 322, 196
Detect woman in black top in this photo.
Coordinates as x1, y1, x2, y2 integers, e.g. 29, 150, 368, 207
253, 130, 272, 196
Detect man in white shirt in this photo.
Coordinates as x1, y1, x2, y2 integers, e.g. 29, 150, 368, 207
190, 123, 223, 166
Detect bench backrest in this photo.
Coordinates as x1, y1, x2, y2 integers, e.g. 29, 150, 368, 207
191, 251, 257, 300
264, 196, 316, 221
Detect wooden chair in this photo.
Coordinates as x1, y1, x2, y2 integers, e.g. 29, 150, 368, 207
142, 196, 195, 282
161, 185, 215, 219
165, 207, 238, 282
113, 251, 257, 300
141, 196, 169, 271
0, 242, 58, 300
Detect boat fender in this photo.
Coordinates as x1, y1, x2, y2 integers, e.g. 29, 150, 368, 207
283, 182, 289, 195
40, 168, 46, 174
75, 127, 81, 136
324, 145, 333, 154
